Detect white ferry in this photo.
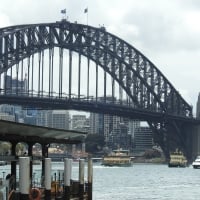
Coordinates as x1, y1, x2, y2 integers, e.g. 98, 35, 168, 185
192, 156, 200, 169
102, 149, 133, 167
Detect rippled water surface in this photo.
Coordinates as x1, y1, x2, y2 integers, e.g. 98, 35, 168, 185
1, 162, 200, 200
92, 163, 200, 200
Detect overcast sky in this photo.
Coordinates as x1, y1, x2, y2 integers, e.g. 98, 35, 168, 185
1, 0, 200, 115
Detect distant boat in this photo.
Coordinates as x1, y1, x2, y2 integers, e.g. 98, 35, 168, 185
91, 157, 102, 163
0, 161, 7, 166
168, 150, 187, 167
192, 156, 200, 169
102, 149, 133, 167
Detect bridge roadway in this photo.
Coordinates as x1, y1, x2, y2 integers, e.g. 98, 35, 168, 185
0, 94, 199, 125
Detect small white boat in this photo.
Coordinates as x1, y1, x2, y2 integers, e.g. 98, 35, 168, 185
192, 156, 200, 169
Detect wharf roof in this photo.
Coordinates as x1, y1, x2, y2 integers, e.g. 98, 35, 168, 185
0, 119, 86, 144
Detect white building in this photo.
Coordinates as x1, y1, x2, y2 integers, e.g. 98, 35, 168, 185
72, 114, 90, 132
0, 112, 15, 121
48, 110, 70, 130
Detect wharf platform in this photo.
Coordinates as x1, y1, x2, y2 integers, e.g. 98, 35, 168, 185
1, 158, 93, 200
0, 120, 92, 199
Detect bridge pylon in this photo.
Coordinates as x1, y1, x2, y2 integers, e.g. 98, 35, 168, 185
150, 120, 200, 163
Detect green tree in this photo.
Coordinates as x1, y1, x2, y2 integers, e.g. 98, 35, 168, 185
16, 143, 27, 155
143, 149, 161, 159
85, 134, 105, 153
0, 142, 11, 155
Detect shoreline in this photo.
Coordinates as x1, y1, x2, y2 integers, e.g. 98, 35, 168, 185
133, 157, 166, 164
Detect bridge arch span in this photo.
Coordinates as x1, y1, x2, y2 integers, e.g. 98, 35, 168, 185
1, 21, 199, 162
0, 21, 192, 118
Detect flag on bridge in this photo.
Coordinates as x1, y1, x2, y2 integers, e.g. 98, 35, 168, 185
84, 7, 88, 13
61, 9, 66, 14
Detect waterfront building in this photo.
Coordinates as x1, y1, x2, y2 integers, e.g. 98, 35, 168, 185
0, 112, 15, 121
24, 109, 38, 125
128, 120, 140, 137
104, 114, 120, 144
89, 109, 137, 151
133, 126, 154, 155
0, 75, 27, 122
107, 121, 133, 150
89, 112, 98, 134
47, 110, 70, 130
89, 112, 104, 135
0, 102, 24, 123
36, 110, 49, 127
72, 115, 86, 129
72, 114, 90, 132
24, 115, 37, 125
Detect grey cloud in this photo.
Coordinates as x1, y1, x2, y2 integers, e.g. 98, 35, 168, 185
117, 4, 200, 53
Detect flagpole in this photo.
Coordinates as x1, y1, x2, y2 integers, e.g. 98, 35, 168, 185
84, 7, 88, 25
61, 8, 67, 20
87, 11, 88, 25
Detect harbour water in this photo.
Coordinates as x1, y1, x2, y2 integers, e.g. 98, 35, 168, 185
1, 162, 200, 200
93, 163, 200, 200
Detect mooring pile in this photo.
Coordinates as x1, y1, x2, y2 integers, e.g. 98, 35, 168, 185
8, 157, 93, 200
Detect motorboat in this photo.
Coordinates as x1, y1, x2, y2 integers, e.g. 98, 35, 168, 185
168, 150, 187, 167
102, 149, 133, 167
192, 156, 200, 169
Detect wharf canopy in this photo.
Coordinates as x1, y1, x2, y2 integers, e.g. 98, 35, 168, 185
0, 119, 86, 144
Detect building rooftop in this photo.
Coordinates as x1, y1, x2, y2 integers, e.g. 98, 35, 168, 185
0, 119, 87, 144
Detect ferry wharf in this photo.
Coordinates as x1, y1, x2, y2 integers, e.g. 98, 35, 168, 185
0, 120, 93, 200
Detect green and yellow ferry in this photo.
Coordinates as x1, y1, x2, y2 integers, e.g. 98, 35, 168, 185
168, 150, 187, 167
102, 149, 133, 167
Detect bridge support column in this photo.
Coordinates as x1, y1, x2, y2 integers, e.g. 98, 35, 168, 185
151, 121, 198, 163
172, 123, 200, 163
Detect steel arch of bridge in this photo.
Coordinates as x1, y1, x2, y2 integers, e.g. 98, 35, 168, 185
0, 20, 197, 161
0, 20, 192, 118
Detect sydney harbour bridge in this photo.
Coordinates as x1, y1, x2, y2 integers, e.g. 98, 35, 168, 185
0, 20, 200, 162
